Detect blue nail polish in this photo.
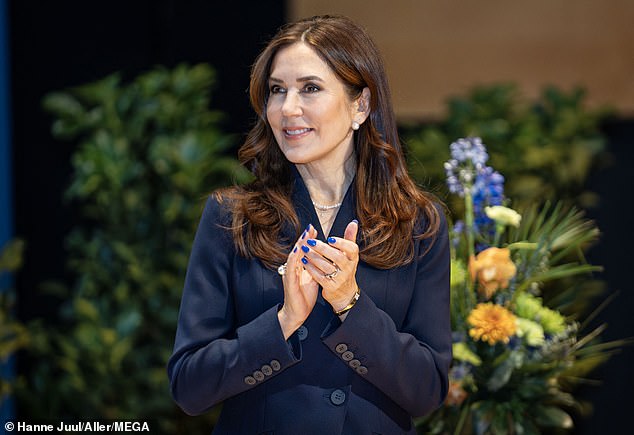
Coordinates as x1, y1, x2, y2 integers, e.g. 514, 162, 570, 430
301, 245, 310, 253
327, 237, 336, 244
301, 257, 308, 264
301, 231, 307, 239
307, 239, 317, 247
306, 224, 312, 231
293, 246, 297, 253
352, 219, 359, 224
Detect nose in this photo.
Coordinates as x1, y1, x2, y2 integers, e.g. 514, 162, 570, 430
281, 90, 302, 117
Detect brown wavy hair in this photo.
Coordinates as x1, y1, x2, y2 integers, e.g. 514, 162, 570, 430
221, 15, 442, 270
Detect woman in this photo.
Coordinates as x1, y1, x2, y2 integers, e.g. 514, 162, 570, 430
168, 15, 451, 434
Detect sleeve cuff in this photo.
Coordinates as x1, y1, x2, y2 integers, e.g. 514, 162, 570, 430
236, 304, 302, 371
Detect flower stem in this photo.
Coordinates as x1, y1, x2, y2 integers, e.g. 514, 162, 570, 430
454, 398, 471, 435
464, 189, 475, 259
493, 223, 503, 247
464, 188, 477, 309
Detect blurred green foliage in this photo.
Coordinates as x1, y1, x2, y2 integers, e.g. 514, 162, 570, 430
404, 84, 611, 214
1, 240, 28, 407
18, 64, 250, 433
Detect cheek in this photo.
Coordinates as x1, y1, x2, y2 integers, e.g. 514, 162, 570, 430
265, 104, 275, 125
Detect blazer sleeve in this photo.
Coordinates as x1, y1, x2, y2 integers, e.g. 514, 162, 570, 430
167, 195, 300, 416
321, 210, 452, 417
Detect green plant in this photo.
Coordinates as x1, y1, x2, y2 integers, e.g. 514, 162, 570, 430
404, 84, 610, 214
19, 64, 250, 433
1, 240, 29, 408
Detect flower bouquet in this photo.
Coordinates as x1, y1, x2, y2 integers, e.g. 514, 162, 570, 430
417, 137, 626, 434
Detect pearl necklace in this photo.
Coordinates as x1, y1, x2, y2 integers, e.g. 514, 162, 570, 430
312, 201, 342, 211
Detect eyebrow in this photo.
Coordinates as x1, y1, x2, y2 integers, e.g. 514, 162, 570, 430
268, 75, 325, 84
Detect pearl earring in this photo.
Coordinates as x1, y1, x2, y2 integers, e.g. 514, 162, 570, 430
352, 121, 360, 130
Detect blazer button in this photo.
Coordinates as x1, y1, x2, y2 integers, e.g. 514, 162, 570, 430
270, 360, 281, 371
261, 364, 273, 376
297, 325, 309, 341
253, 370, 265, 382
335, 343, 348, 353
330, 389, 346, 406
244, 376, 257, 385
348, 359, 361, 369
356, 366, 368, 375
341, 351, 354, 361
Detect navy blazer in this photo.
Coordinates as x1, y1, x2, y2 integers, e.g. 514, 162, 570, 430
167, 172, 452, 435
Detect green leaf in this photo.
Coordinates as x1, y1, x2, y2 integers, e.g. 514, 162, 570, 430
487, 351, 524, 391
533, 405, 573, 428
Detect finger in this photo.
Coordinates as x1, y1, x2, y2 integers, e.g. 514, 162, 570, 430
305, 223, 318, 240
326, 233, 359, 262
301, 242, 340, 274
300, 255, 332, 287
344, 220, 359, 242
284, 225, 313, 284
283, 246, 301, 288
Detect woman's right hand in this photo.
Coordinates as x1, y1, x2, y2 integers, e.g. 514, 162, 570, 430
278, 224, 320, 340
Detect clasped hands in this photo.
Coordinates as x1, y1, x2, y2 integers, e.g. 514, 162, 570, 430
278, 220, 360, 340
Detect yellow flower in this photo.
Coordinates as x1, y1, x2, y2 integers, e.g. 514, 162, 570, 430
485, 205, 522, 227
469, 247, 517, 299
468, 303, 517, 345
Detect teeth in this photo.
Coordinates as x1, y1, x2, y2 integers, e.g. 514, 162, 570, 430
285, 128, 310, 136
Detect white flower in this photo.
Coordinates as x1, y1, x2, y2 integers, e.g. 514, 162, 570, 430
485, 205, 521, 227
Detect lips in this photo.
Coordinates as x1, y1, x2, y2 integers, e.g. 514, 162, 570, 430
283, 127, 312, 137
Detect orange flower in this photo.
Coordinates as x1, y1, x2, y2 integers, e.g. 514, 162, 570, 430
445, 380, 468, 406
468, 247, 516, 299
468, 302, 517, 345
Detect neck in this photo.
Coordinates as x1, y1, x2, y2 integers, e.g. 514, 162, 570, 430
296, 152, 357, 206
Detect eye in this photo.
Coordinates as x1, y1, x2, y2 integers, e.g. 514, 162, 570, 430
303, 84, 320, 93
269, 85, 285, 94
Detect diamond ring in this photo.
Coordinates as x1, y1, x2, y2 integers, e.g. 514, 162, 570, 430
324, 265, 340, 280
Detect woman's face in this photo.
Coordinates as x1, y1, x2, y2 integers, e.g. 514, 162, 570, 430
266, 42, 361, 168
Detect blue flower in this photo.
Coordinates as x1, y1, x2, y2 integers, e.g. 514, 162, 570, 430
450, 363, 471, 380
472, 166, 505, 237
449, 137, 489, 166
444, 137, 490, 197
452, 331, 467, 343
451, 220, 465, 248
444, 137, 503, 202
445, 137, 506, 242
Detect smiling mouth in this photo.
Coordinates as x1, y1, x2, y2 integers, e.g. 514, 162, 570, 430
284, 128, 312, 136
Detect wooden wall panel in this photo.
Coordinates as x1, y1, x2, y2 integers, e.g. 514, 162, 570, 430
289, 0, 634, 120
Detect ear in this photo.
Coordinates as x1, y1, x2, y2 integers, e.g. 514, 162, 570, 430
353, 87, 371, 125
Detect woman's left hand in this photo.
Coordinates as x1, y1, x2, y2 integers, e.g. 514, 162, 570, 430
300, 220, 360, 312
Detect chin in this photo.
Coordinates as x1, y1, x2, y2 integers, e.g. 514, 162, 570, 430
279, 149, 316, 165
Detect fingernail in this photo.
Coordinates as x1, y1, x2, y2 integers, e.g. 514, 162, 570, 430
352, 219, 359, 224
307, 239, 317, 247
301, 257, 308, 264
306, 224, 312, 231
301, 245, 310, 253
301, 231, 307, 239
293, 246, 297, 253
327, 237, 336, 244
